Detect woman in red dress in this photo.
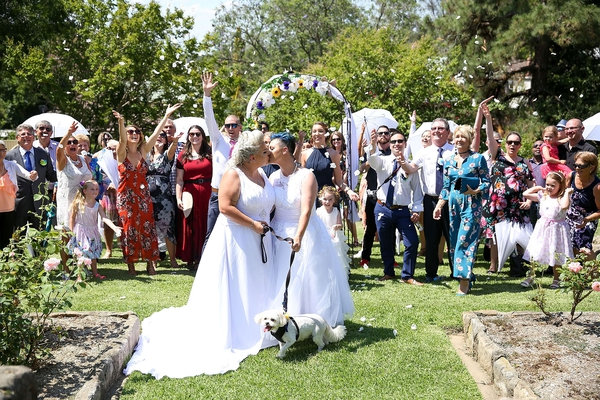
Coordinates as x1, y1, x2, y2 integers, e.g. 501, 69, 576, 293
112, 104, 182, 275
175, 125, 212, 269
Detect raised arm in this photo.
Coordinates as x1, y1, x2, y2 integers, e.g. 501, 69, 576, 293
166, 131, 184, 161
57, 121, 78, 171
202, 71, 222, 145
471, 96, 494, 152
141, 103, 182, 155
112, 110, 127, 163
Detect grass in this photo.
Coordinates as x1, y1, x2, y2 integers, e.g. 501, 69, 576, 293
68, 238, 600, 400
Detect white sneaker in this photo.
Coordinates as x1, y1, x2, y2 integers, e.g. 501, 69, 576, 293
353, 250, 363, 259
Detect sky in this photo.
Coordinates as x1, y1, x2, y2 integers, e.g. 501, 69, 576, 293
135, 0, 229, 40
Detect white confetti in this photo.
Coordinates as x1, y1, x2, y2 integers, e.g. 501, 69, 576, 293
221, 92, 228, 99
493, 98, 500, 103
393, 329, 398, 337
405, 304, 413, 308
302, 104, 308, 109
533, 111, 539, 116
532, 98, 537, 102
187, 79, 192, 84
152, 69, 160, 75
159, 55, 165, 60
411, 324, 417, 330
64, 48, 70, 52
68, 76, 73, 80
462, 66, 467, 71
360, 316, 366, 322
468, 75, 473, 79
358, 327, 364, 332
570, 87, 574, 92
367, 323, 372, 327
456, 15, 461, 19
119, 296, 126, 300
475, 40, 480, 45
354, 170, 360, 176
362, 71, 367, 76
172, 62, 177, 68
82, 79, 88, 83
250, 62, 255, 67
119, 61, 125, 66
86, 39, 91, 43
390, 68, 395, 73
551, 52, 557, 56
329, 162, 336, 169
214, 70, 218, 75
580, 94, 584, 98
289, 96, 294, 100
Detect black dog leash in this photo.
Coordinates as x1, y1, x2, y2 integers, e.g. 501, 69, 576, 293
259, 224, 296, 313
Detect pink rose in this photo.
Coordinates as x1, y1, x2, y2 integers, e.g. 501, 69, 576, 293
592, 282, 600, 292
73, 248, 83, 258
82, 257, 92, 267
44, 257, 61, 272
568, 262, 583, 273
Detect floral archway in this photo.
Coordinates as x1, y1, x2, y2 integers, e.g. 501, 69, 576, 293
245, 72, 360, 189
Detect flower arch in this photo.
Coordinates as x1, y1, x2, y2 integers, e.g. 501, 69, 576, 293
245, 72, 360, 189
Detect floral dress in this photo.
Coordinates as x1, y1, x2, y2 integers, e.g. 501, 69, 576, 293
440, 151, 489, 279
481, 154, 533, 238
566, 172, 600, 250
147, 153, 176, 245
117, 157, 159, 263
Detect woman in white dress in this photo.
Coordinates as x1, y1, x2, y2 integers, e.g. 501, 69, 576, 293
268, 132, 354, 327
124, 130, 278, 378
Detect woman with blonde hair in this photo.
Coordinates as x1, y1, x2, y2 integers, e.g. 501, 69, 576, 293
112, 103, 181, 275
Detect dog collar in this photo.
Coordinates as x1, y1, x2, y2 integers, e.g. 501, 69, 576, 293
270, 316, 300, 342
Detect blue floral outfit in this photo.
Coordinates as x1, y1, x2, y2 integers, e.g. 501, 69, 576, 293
440, 151, 489, 279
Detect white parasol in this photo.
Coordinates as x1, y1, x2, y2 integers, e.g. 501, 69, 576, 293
582, 112, 600, 141
172, 117, 208, 143
22, 113, 90, 138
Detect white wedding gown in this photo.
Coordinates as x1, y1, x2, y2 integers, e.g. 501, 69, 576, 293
269, 168, 354, 326
124, 168, 278, 379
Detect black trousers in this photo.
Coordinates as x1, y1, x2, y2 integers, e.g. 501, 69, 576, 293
361, 197, 377, 261
423, 194, 452, 279
0, 211, 15, 249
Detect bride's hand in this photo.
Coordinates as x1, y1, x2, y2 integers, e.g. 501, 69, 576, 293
291, 236, 301, 252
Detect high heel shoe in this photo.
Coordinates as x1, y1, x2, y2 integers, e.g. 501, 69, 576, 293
146, 261, 157, 275
127, 263, 137, 276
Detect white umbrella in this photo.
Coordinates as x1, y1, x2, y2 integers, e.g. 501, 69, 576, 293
494, 220, 533, 272
172, 117, 208, 143
351, 108, 398, 134
22, 113, 89, 138
582, 112, 600, 141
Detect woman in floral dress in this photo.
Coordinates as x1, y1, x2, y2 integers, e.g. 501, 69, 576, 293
147, 131, 181, 268
112, 103, 181, 275
482, 132, 534, 273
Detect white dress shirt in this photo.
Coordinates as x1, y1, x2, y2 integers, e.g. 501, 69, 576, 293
203, 95, 234, 190
366, 152, 423, 213
411, 143, 453, 196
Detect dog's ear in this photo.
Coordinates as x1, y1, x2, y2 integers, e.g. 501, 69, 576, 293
276, 311, 287, 327
254, 312, 265, 324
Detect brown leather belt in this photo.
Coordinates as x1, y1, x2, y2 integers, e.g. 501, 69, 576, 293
376, 200, 407, 210
211, 187, 218, 193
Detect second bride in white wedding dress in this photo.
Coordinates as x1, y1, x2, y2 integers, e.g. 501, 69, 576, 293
124, 131, 278, 379
268, 132, 354, 327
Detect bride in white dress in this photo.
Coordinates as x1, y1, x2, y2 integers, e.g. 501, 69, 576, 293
268, 132, 354, 326
124, 131, 278, 379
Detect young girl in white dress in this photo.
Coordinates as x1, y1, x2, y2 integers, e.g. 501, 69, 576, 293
316, 185, 350, 273
67, 180, 121, 279
521, 172, 574, 289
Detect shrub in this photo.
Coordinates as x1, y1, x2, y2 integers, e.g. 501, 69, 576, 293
0, 220, 87, 368
558, 255, 600, 322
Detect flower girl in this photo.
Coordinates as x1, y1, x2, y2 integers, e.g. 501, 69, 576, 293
316, 186, 350, 273
68, 180, 121, 279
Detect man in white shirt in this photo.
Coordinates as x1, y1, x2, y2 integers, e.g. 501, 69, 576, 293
202, 71, 242, 249
367, 131, 423, 284
401, 118, 453, 282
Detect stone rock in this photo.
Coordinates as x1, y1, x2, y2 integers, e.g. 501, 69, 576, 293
0, 365, 37, 400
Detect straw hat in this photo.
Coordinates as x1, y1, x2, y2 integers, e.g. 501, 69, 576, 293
182, 191, 193, 218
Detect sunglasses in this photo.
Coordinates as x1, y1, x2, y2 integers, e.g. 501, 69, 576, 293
377, 131, 390, 136
506, 140, 521, 145
390, 139, 405, 144
67, 139, 79, 145
159, 133, 167, 138
224, 123, 239, 129
574, 163, 590, 169
127, 129, 141, 135
188, 131, 203, 137
0, 148, 7, 152
38, 127, 53, 132
331, 138, 342, 142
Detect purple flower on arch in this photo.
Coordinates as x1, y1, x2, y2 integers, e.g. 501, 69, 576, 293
282, 80, 290, 90
312, 79, 318, 88
257, 100, 264, 110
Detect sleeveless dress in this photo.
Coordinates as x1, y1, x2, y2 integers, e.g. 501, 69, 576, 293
67, 202, 102, 259
566, 172, 600, 250
124, 167, 277, 378
540, 143, 572, 179
146, 153, 176, 245
175, 154, 212, 263
305, 147, 335, 190
56, 155, 92, 228
315, 206, 350, 273
523, 192, 573, 266
117, 157, 159, 263
269, 168, 354, 327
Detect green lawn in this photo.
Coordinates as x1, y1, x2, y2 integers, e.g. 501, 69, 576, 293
69, 239, 600, 400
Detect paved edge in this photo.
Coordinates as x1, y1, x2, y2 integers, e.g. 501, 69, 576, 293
462, 311, 540, 400
49, 311, 140, 400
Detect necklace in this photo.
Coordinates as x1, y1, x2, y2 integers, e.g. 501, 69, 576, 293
458, 150, 470, 155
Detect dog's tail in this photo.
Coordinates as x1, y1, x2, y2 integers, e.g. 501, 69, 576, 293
324, 324, 346, 343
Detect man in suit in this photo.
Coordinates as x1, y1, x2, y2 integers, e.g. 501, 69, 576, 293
6, 124, 57, 230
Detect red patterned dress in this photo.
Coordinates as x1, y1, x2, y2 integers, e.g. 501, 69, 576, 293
117, 157, 159, 263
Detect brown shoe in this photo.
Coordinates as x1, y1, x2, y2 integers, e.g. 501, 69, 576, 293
402, 278, 423, 286
378, 275, 396, 281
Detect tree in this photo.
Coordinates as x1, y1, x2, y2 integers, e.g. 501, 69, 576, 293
435, 0, 600, 123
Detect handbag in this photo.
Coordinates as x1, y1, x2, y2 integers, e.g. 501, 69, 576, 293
454, 176, 480, 193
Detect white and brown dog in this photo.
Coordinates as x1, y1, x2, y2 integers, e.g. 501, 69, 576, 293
255, 309, 347, 358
